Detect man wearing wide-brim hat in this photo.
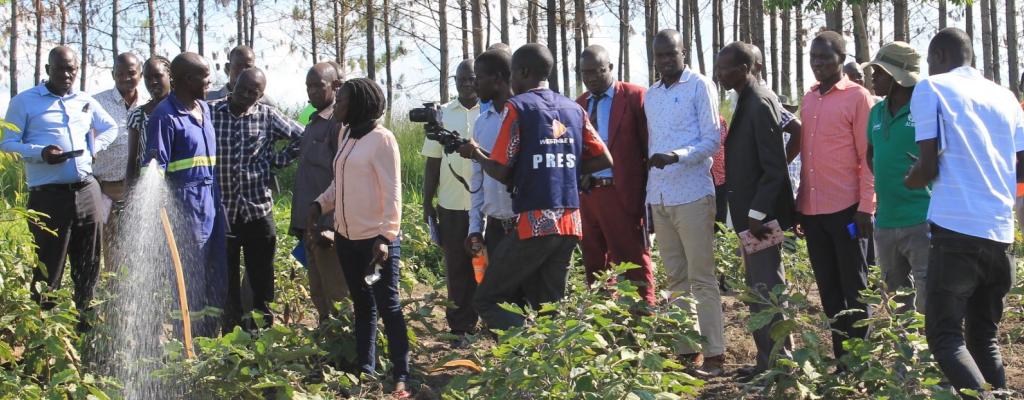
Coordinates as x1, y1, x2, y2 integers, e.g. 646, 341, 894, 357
864, 41, 930, 313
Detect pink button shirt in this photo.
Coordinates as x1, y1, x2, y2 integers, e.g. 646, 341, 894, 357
316, 125, 402, 241
797, 77, 875, 216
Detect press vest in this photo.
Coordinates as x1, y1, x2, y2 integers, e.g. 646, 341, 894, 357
507, 89, 584, 213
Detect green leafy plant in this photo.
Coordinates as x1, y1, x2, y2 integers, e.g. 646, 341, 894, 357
443, 264, 705, 400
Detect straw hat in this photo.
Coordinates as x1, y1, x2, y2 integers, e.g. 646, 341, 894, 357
866, 41, 921, 87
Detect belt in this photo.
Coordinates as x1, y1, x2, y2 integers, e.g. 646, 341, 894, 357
29, 176, 94, 192
490, 216, 519, 234
591, 177, 614, 188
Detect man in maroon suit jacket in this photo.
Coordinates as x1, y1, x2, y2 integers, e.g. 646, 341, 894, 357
576, 45, 656, 305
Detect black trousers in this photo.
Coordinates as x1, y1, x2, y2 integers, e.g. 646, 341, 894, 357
743, 244, 793, 370
473, 234, 578, 331
224, 213, 277, 330
801, 204, 871, 358
714, 184, 728, 228
438, 207, 478, 333
926, 224, 1012, 394
27, 177, 102, 314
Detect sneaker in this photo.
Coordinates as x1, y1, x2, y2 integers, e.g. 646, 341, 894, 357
694, 354, 725, 378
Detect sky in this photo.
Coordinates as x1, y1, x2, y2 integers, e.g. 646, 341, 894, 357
1, 1, 1014, 115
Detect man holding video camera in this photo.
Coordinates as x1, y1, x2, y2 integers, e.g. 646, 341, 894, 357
421, 60, 482, 344
1, 47, 118, 328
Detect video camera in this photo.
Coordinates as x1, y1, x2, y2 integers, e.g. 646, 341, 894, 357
409, 102, 468, 154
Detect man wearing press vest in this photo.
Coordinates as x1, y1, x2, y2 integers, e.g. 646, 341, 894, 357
459, 43, 613, 331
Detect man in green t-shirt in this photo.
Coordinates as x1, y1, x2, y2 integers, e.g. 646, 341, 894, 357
865, 42, 930, 312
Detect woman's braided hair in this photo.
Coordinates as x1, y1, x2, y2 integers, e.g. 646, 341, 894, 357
143, 55, 171, 72
340, 78, 386, 127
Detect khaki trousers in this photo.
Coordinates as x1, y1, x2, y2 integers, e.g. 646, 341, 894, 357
651, 195, 724, 357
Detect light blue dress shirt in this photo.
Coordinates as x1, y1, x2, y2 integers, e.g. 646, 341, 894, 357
468, 104, 516, 235
1, 83, 119, 187
587, 84, 615, 178
911, 66, 1024, 243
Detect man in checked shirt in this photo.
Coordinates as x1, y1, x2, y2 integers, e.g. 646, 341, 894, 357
211, 68, 303, 331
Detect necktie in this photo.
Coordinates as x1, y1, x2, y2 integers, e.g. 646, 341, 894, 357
589, 92, 606, 131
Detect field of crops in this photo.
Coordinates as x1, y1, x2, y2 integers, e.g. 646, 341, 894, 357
2, 120, 1024, 399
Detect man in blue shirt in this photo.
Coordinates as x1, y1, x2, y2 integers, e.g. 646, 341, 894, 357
1, 46, 118, 324
144, 52, 227, 337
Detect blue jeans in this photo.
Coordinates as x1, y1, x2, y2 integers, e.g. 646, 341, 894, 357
335, 235, 410, 382
926, 224, 1013, 395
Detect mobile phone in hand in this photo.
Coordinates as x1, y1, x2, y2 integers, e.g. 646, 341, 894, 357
57, 149, 84, 161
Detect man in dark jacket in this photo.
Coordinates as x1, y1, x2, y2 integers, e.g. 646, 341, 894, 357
715, 42, 795, 378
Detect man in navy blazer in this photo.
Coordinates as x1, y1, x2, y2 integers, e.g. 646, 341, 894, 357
575, 45, 656, 305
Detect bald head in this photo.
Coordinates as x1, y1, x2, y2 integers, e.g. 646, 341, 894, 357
581, 45, 612, 66
928, 27, 973, 75
455, 59, 478, 103
230, 67, 267, 111
307, 63, 343, 111
844, 61, 865, 86
170, 52, 211, 99
226, 45, 257, 88
487, 42, 511, 55
45, 46, 79, 95
310, 62, 340, 82
653, 29, 686, 80
580, 45, 615, 94
715, 42, 757, 91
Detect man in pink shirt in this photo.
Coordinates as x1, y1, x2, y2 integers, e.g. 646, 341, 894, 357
797, 31, 875, 359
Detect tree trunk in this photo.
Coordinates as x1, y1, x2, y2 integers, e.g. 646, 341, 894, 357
459, 0, 469, 59
893, 0, 908, 41
676, 0, 681, 31
384, 0, 393, 113
472, 0, 483, 57
485, 0, 492, 46
938, 0, 947, 29
647, 0, 657, 83
547, 0, 560, 92
58, 0, 68, 45
1008, 0, 1019, 97
781, 7, 791, 98
333, 0, 341, 63
237, 0, 244, 45
732, 0, 739, 42
528, 0, 538, 43
80, 0, 88, 91
619, 0, 630, 82
560, 0, 570, 94
310, 0, 318, 62
149, 0, 157, 55
574, 0, 584, 90
751, 0, 764, 80
112, 0, 119, 57
440, 0, 450, 102
711, 0, 721, 61
179, 0, 187, 51
966, 2, 974, 67
825, 3, 842, 31
248, 0, 255, 48
796, 5, 804, 95
989, 0, 1000, 84
716, 0, 723, 55
35, 0, 43, 85
10, 0, 17, 97
682, 0, 691, 66
366, 0, 376, 79
197, 0, 205, 55
500, 0, 509, 43
852, 3, 871, 91
691, 0, 705, 75
980, 0, 992, 79
770, 9, 778, 92
877, 3, 884, 48
739, 0, 749, 43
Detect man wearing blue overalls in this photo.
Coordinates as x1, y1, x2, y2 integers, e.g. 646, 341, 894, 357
144, 52, 227, 337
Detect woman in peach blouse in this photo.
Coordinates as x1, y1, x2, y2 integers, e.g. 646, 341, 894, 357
308, 78, 409, 397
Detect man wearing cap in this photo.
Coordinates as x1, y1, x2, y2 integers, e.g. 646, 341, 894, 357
864, 42, 930, 312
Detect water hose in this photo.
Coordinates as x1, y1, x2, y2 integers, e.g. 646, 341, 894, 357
159, 207, 195, 359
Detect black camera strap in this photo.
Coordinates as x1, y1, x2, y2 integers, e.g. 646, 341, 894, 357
448, 161, 481, 194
